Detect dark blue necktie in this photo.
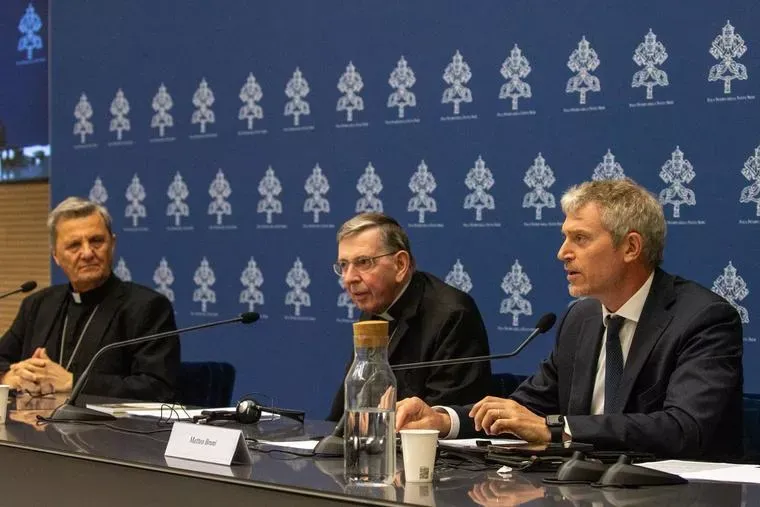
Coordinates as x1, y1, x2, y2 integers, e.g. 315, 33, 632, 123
604, 315, 625, 414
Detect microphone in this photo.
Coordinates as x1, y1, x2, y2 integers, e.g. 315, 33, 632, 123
314, 313, 557, 456
0, 280, 37, 300
392, 312, 556, 370
45, 312, 260, 422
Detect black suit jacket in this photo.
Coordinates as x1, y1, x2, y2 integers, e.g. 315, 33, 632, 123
0, 279, 180, 401
328, 271, 492, 421
455, 268, 743, 460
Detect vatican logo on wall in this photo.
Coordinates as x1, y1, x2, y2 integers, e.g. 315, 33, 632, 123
712, 262, 750, 324
124, 174, 148, 231
499, 260, 534, 331
192, 257, 218, 316
284, 258, 314, 321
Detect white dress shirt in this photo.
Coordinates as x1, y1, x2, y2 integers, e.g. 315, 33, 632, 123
588, 272, 654, 416
439, 272, 655, 439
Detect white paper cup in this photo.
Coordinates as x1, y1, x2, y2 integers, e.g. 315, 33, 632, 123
0, 385, 9, 424
400, 429, 438, 483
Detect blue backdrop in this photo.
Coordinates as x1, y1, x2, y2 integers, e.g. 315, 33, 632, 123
0, 0, 48, 181
50, 0, 760, 417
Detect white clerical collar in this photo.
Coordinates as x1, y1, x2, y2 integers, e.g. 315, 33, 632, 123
377, 276, 413, 321
601, 271, 655, 324
71, 292, 82, 304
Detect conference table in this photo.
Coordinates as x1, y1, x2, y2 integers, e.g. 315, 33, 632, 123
0, 394, 757, 506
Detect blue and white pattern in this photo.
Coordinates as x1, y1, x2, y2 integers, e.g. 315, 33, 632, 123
49, 0, 760, 417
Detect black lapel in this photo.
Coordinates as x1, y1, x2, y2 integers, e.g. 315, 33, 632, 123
567, 310, 604, 414
387, 273, 424, 360
614, 269, 674, 411
69, 280, 127, 370
35, 287, 69, 351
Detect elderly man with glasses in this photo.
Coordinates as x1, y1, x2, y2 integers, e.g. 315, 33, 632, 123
326, 212, 492, 421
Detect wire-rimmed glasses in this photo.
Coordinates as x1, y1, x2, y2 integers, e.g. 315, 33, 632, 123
333, 252, 397, 276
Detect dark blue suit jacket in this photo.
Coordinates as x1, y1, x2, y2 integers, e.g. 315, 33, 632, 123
455, 268, 743, 460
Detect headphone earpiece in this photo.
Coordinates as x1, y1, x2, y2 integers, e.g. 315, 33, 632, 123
196, 397, 305, 425
235, 398, 263, 424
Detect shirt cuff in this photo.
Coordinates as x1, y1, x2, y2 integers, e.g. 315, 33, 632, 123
432, 405, 460, 439
564, 419, 572, 438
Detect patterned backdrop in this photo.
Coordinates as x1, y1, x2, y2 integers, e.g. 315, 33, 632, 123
49, 0, 760, 417
0, 0, 48, 181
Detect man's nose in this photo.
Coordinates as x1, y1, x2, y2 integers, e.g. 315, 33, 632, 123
557, 240, 570, 261
80, 242, 95, 258
342, 264, 361, 283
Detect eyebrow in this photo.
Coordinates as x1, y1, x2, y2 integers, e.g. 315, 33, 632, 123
337, 254, 371, 262
64, 234, 106, 245
561, 225, 592, 235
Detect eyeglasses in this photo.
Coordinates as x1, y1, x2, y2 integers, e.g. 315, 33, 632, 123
333, 252, 397, 276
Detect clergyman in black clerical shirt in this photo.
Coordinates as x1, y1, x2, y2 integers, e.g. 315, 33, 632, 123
0, 197, 179, 400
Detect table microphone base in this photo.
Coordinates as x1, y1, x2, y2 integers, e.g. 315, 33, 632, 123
47, 402, 116, 422
314, 435, 344, 457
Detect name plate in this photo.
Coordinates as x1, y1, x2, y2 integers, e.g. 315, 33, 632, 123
165, 422, 252, 465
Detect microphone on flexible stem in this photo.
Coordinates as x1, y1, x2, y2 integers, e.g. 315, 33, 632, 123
0, 280, 37, 300
44, 311, 261, 422
314, 312, 557, 457
392, 312, 557, 370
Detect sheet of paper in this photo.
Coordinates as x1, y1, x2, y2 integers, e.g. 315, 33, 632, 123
125, 406, 233, 419
438, 437, 525, 449
638, 460, 739, 475
121, 406, 279, 421
256, 439, 320, 451
253, 437, 524, 454
684, 466, 760, 484
86, 402, 180, 415
638, 460, 760, 483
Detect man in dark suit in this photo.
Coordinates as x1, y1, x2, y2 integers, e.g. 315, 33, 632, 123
397, 179, 743, 460
327, 212, 491, 421
0, 197, 179, 400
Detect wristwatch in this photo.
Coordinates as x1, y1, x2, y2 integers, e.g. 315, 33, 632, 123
545, 414, 565, 443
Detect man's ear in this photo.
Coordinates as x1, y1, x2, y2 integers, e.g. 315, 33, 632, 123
622, 232, 643, 263
51, 247, 61, 267
394, 251, 412, 282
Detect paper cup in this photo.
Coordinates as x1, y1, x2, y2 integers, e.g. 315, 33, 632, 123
400, 429, 438, 483
0, 385, 9, 424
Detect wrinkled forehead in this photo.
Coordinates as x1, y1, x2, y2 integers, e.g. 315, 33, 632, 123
338, 227, 384, 258
55, 214, 111, 242
561, 203, 604, 230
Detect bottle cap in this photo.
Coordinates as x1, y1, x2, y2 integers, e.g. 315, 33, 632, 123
353, 320, 389, 348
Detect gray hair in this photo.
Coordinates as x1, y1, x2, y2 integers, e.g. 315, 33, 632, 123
560, 179, 666, 268
337, 212, 415, 269
48, 197, 113, 247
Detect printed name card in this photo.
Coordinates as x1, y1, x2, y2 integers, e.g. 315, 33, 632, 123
165, 421, 252, 465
